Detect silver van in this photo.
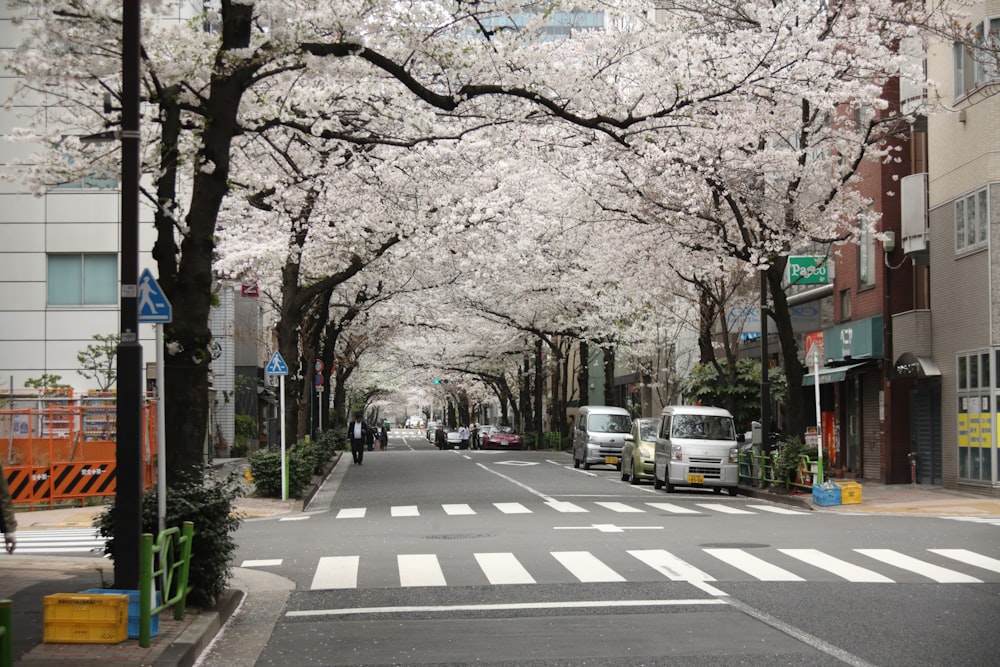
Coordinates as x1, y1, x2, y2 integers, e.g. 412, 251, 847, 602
572, 406, 632, 470
653, 405, 741, 495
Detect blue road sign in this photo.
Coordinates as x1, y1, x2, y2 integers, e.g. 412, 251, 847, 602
138, 268, 172, 323
266, 351, 289, 376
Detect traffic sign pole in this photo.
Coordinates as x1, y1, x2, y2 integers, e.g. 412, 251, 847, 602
156, 324, 167, 534
280, 375, 287, 500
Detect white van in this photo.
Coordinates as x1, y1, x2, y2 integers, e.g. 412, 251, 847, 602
653, 405, 741, 495
572, 406, 632, 470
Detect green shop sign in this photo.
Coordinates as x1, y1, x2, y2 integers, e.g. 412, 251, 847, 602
787, 256, 830, 285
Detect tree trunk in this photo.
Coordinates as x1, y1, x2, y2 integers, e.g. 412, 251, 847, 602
768, 259, 806, 439
578, 339, 590, 408
602, 345, 616, 407
160, 5, 256, 485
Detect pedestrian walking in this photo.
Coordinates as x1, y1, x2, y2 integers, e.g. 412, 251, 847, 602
459, 424, 470, 450
379, 425, 389, 451
1, 461, 16, 554
435, 424, 446, 450
347, 412, 370, 465
366, 422, 375, 452
470, 423, 480, 450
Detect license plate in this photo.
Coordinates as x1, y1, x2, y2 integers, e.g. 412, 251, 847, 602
687, 473, 704, 484
605, 456, 619, 465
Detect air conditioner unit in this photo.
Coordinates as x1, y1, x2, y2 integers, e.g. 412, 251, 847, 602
900, 173, 928, 261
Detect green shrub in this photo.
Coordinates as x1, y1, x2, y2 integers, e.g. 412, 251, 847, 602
248, 440, 332, 499
773, 436, 810, 487
233, 414, 256, 456
248, 447, 282, 497
94, 469, 243, 608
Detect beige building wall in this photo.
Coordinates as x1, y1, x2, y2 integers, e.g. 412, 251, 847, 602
926, 0, 999, 492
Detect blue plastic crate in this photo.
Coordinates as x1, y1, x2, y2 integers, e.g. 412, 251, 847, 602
812, 484, 842, 507
82, 589, 159, 639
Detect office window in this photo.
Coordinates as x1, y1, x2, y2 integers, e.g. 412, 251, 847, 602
955, 187, 988, 253
859, 226, 876, 288
840, 289, 851, 320
957, 351, 994, 483
953, 17, 1000, 99
47, 254, 117, 306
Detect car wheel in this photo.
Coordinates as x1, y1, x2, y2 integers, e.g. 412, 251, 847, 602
713, 487, 722, 495
583, 460, 591, 470
630, 470, 641, 485
728, 486, 738, 497
653, 471, 663, 489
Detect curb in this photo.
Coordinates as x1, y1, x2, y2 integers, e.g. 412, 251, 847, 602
153, 588, 244, 667
738, 485, 815, 511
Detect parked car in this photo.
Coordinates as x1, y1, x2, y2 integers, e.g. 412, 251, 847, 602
445, 430, 462, 449
653, 405, 741, 495
481, 426, 523, 450
572, 405, 632, 470
425, 421, 440, 442
622, 418, 659, 484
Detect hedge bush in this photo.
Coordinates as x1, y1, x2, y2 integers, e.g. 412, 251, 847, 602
95, 469, 243, 608
248, 437, 337, 499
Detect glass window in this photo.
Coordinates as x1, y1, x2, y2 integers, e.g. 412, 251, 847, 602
47, 253, 117, 306
957, 351, 994, 483
859, 226, 876, 288
955, 198, 966, 249
982, 353, 991, 389
840, 289, 851, 320
956, 188, 989, 253
978, 189, 989, 244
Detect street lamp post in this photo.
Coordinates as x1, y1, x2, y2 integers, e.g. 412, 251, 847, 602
114, 1, 143, 590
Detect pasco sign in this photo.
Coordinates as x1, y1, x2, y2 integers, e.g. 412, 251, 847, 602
787, 256, 831, 285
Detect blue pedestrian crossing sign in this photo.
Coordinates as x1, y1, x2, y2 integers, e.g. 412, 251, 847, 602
266, 351, 289, 376
138, 268, 172, 323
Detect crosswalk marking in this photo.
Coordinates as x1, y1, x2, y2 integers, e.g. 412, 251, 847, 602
595, 501, 646, 513
299, 547, 999, 591
855, 549, 982, 583
494, 502, 532, 514
336, 508, 366, 519
628, 549, 715, 582
646, 502, 700, 514
696, 503, 755, 515
475, 552, 536, 584
442, 504, 475, 515
398, 554, 446, 586
928, 548, 1000, 574
704, 548, 804, 581
242, 558, 283, 568
391, 505, 420, 517
778, 549, 894, 583
748, 505, 808, 515
552, 551, 626, 583
545, 500, 588, 513
17, 529, 104, 554
311, 556, 359, 589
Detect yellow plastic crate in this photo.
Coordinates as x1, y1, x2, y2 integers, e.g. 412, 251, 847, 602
43, 593, 128, 644
836, 481, 863, 505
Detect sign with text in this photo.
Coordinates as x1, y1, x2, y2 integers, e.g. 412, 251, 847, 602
787, 256, 830, 285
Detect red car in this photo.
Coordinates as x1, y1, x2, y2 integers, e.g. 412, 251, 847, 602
481, 426, 523, 450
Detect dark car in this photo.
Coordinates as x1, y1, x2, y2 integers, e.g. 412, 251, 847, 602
481, 426, 523, 450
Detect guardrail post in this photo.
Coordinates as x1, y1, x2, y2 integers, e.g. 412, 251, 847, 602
174, 522, 194, 620
1, 599, 12, 667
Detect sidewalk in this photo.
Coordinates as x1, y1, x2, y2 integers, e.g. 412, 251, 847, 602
4, 463, 1000, 666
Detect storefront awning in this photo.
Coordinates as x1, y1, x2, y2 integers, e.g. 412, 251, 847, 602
890, 352, 941, 379
802, 361, 869, 386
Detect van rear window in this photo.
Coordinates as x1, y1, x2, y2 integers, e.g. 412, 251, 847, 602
590, 414, 631, 433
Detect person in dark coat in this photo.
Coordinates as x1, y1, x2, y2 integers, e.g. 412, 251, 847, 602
347, 412, 370, 465
435, 424, 447, 450
379, 425, 389, 451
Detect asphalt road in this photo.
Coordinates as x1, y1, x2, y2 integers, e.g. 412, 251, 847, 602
225, 430, 1000, 666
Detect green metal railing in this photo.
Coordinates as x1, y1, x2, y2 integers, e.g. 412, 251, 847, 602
1, 599, 11, 667
739, 450, 820, 491
138, 521, 194, 648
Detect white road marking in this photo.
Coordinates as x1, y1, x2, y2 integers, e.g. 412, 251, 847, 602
442, 503, 476, 515
544, 500, 588, 512
552, 551, 626, 582
696, 503, 754, 515
645, 502, 700, 514
595, 501, 645, 513
398, 554, 446, 587
704, 548, 804, 581
628, 549, 715, 582
929, 548, 1000, 574
778, 549, 894, 583
311, 556, 359, 590
336, 507, 366, 519
241, 559, 283, 568
494, 502, 532, 514
748, 505, 808, 515
287, 598, 726, 618
391, 505, 420, 517
475, 552, 536, 585
855, 549, 982, 583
